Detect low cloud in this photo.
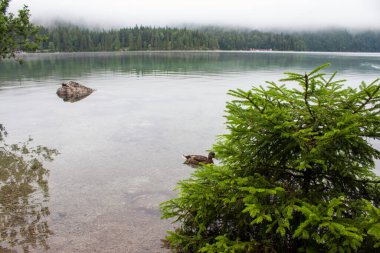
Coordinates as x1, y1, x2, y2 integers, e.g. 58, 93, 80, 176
9, 0, 380, 30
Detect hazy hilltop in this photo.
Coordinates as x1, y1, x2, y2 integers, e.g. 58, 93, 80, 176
10, 0, 380, 31
8, 0, 379, 52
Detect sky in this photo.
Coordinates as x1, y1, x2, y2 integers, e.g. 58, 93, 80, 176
8, 0, 380, 31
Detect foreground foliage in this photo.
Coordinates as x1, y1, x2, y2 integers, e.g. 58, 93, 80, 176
161, 64, 380, 252
0, 0, 41, 59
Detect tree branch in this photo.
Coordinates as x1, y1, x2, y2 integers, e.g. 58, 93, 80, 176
304, 74, 316, 122
353, 85, 380, 114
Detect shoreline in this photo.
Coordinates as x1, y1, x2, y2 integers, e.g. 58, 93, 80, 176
15, 50, 380, 58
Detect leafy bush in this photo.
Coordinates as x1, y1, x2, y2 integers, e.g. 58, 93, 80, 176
0, 0, 42, 60
161, 64, 380, 252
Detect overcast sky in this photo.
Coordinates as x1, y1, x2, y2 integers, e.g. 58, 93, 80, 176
8, 0, 380, 30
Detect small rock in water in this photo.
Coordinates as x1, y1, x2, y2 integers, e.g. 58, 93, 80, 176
56, 81, 94, 103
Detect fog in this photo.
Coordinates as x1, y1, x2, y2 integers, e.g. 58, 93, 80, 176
9, 0, 380, 30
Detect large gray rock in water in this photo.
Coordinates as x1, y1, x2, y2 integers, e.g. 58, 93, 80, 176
57, 81, 94, 102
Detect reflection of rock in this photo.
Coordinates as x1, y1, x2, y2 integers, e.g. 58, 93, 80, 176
57, 81, 94, 103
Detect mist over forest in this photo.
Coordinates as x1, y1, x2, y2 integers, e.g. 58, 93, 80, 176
34, 23, 380, 52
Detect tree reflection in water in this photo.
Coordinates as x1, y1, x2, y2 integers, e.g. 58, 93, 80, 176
0, 125, 59, 252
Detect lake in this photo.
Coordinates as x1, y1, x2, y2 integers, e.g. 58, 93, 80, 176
0, 51, 380, 252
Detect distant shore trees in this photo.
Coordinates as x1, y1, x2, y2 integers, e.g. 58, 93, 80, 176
33, 24, 380, 52
36, 25, 380, 53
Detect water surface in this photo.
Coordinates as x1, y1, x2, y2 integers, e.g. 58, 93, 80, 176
0, 51, 380, 252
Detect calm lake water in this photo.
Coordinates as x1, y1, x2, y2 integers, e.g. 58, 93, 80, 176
1, 51, 380, 252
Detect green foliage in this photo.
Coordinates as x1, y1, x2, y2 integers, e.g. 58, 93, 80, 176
37, 25, 380, 52
161, 64, 380, 252
0, 0, 42, 59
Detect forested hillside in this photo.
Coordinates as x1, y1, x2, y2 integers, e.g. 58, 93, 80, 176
37, 25, 380, 52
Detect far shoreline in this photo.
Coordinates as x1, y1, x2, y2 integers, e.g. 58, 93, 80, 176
14, 50, 380, 59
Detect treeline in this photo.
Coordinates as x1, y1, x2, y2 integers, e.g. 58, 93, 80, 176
37, 25, 380, 52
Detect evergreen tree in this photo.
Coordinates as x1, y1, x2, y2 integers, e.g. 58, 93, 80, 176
161, 64, 380, 252
37, 25, 380, 52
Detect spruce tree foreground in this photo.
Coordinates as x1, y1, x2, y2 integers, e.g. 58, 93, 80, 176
161, 64, 380, 252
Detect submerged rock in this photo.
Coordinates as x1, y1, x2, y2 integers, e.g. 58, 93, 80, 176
57, 81, 94, 102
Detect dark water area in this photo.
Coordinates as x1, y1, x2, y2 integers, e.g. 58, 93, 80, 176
0, 51, 379, 252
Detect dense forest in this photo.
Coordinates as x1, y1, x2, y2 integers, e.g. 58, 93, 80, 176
36, 25, 380, 52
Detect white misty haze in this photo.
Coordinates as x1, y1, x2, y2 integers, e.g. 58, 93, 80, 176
8, 0, 380, 30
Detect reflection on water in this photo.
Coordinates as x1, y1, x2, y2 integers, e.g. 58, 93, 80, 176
0, 126, 58, 252
1, 51, 380, 88
0, 51, 379, 252
56, 92, 93, 103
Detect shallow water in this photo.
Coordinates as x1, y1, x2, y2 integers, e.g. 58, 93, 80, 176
0, 51, 380, 252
